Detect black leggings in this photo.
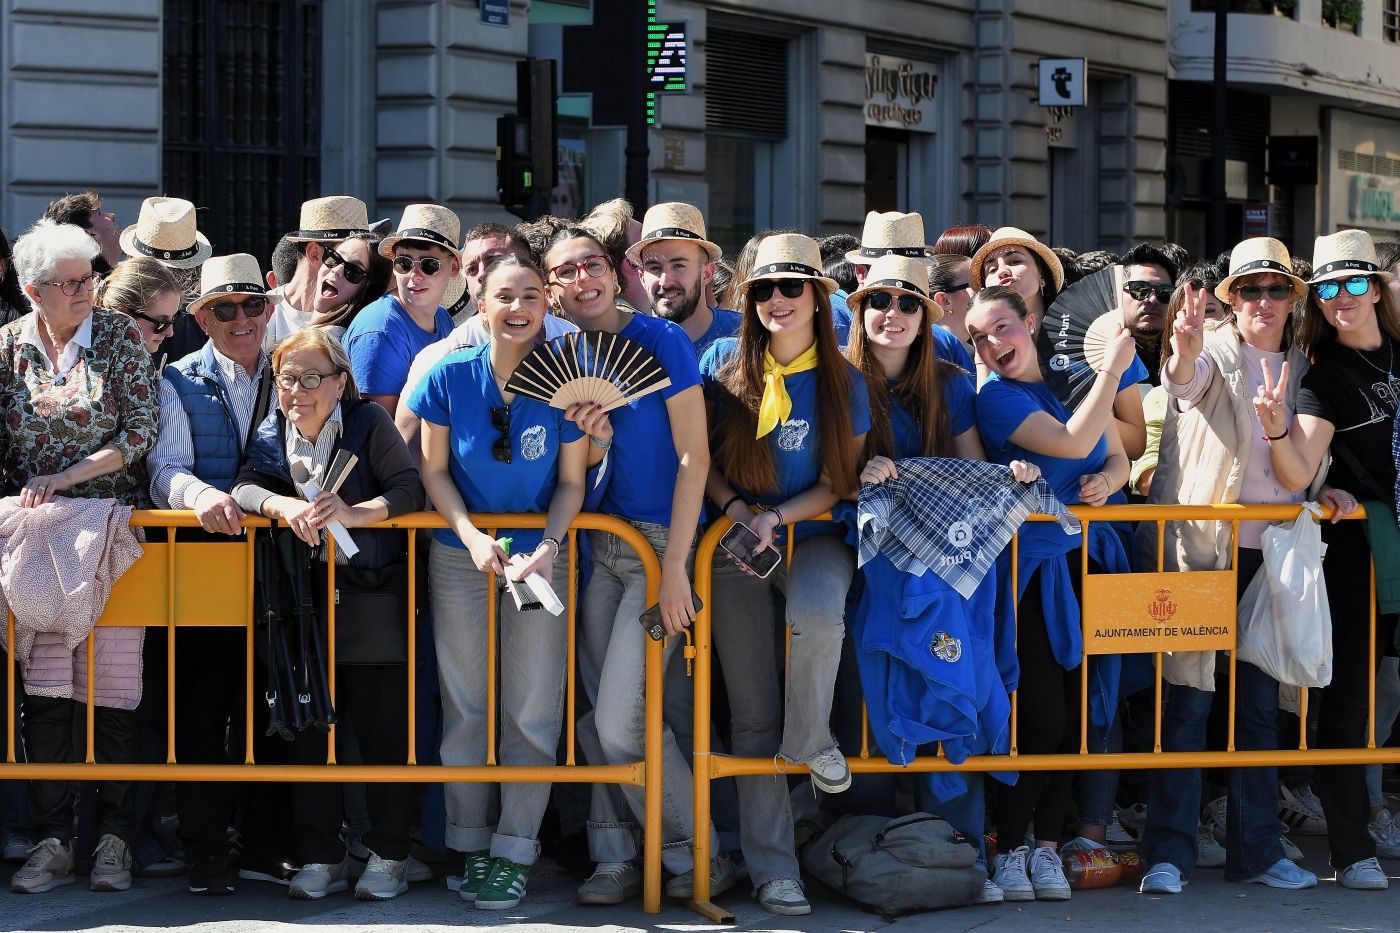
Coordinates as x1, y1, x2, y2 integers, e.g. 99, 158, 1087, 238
995, 563, 1084, 849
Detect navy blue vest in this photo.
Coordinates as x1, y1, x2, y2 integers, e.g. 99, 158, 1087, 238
164, 344, 263, 493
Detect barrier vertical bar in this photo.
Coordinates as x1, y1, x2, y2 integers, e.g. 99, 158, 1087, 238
688, 519, 730, 922
1080, 518, 1090, 755
1154, 519, 1166, 753
566, 528, 578, 766
6, 609, 15, 763
85, 633, 96, 763
245, 526, 256, 764
1227, 520, 1239, 752
407, 528, 418, 765
486, 526, 498, 767
167, 525, 178, 763
1009, 531, 1019, 756
1370, 554, 1378, 747
326, 535, 338, 763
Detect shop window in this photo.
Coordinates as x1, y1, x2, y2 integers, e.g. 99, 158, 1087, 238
706, 24, 791, 253
1388, 0, 1400, 41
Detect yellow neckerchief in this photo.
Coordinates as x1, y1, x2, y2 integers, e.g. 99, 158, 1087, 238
757, 343, 819, 438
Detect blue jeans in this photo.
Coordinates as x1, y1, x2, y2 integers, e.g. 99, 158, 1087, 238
1142, 658, 1285, 880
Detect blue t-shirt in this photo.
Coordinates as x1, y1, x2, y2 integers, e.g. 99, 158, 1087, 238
701, 338, 871, 538
889, 370, 977, 459
829, 290, 854, 349
975, 375, 1107, 506
343, 294, 454, 396
932, 323, 975, 371
600, 313, 703, 526
407, 344, 583, 550
693, 306, 743, 360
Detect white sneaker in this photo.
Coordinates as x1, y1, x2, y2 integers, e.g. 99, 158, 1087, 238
974, 877, 1004, 904
1201, 795, 1229, 845
991, 845, 1034, 901
805, 746, 852, 794
1139, 861, 1184, 895
1338, 856, 1389, 890
1028, 846, 1071, 900
89, 833, 132, 892
289, 859, 350, 899
1196, 824, 1226, 868
577, 861, 641, 905
754, 877, 811, 915
1368, 808, 1400, 859
354, 852, 408, 900
1279, 785, 1327, 835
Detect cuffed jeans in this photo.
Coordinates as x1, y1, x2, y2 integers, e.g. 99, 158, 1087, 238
576, 521, 713, 875
432, 540, 568, 866
710, 532, 853, 886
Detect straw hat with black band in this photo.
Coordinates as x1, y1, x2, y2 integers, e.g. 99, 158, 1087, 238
969, 226, 1065, 292
119, 197, 212, 270
625, 202, 723, 265
845, 254, 944, 323
1215, 237, 1306, 303
845, 211, 932, 268
187, 254, 267, 317
378, 204, 463, 260
1308, 229, 1394, 286
285, 196, 370, 244
740, 233, 840, 293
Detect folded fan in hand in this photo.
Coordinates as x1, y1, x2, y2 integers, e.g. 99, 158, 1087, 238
504, 331, 671, 412
1035, 266, 1127, 411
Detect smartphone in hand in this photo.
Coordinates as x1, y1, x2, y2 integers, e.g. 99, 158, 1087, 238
639, 592, 704, 641
719, 522, 781, 579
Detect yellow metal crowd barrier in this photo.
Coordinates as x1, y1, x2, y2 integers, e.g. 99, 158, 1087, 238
0, 510, 668, 914
686, 502, 1393, 922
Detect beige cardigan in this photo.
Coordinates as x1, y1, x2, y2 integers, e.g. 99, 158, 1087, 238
1139, 321, 1327, 688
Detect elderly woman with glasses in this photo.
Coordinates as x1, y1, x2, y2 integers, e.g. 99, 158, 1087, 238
1, 219, 159, 896
231, 327, 424, 902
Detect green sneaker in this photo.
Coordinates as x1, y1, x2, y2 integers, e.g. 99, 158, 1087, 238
475, 857, 529, 910
457, 850, 492, 903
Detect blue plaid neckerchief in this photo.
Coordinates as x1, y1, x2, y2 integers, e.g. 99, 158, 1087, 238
857, 457, 1079, 599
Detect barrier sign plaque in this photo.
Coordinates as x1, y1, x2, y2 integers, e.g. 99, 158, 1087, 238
1083, 571, 1236, 654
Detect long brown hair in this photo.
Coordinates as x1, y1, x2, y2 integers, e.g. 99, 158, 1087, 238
846, 296, 957, 460
1297, 275, 1400, 360
711, 280, 859, 497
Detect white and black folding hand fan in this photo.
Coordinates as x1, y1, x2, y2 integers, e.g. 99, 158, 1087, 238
1035, 266, 1128, 411
504, 331, 672, 412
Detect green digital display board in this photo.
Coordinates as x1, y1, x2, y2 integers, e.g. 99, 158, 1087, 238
645, 1, 687, 125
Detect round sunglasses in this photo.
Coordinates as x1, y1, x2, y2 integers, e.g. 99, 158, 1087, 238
863, 291, 924, 315
1313, 275, 1372, 301
392, 255, 444, 277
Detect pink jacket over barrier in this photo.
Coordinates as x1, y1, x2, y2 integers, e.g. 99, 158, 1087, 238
0, 496, 145, 709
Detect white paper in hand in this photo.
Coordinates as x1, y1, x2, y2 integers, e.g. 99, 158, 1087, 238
299, 479, 359, 559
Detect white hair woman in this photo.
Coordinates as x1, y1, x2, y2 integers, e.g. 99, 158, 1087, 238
2, 219, 160, 895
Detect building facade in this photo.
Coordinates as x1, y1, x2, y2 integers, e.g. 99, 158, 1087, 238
3, 0, 1396, 260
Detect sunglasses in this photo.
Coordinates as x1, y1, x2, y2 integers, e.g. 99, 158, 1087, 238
549, 255, 611, 285
491, 406, 511, 463
207, 296, 269, 322
323, 246, 369, 285
275, 369, 338, 391
130, 310, 177, 335
392, 255, 444, 277
1313, 275, 1373, 301
1234, 283, 1293, 302
748, 279, 808, 303
934, 281, 970, 294
1123, 281, 1175, 303
864, 292, 924, 315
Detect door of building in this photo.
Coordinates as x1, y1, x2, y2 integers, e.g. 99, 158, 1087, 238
162, 0, 322, 258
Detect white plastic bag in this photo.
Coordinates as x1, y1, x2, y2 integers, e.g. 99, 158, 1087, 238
1236, 503, 1332, 688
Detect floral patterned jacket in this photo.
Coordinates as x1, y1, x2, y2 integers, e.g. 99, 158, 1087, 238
0, 309, 159, 506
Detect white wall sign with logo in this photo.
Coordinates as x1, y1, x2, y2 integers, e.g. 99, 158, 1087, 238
864, 53, 939, 133
1038, 58, 1085, 107
1324, 108, 1400, 233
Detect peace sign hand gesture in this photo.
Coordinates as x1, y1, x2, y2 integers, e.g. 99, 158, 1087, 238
1170, 281, 1207, 365
1251, 357, 1292, 439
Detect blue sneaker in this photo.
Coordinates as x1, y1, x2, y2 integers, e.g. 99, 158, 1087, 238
1140, 861, 1183, 895
1246, 857, 1317, 890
